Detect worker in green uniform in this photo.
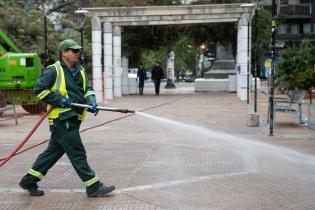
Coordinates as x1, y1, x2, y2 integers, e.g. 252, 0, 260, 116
19, 39, 115, 197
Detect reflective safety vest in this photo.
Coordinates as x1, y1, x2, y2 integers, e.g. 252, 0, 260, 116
37, 61, 88, 124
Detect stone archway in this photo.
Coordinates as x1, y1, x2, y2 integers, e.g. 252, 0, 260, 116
82, 4, 255, 103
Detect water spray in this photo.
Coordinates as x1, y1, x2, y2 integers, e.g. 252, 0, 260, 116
71, 103, 135, 113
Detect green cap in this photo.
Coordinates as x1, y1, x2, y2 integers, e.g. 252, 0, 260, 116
57, 39, 82, 54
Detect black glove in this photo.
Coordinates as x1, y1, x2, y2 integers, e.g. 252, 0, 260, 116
87, 103, 99, 116
60, 97, 73, 108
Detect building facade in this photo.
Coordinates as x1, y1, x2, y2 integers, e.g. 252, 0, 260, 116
263, 0, 315, 47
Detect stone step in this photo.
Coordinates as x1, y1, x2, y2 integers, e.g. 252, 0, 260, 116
204, 69, 236, 79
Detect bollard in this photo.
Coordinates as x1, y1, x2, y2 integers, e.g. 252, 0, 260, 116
247, 112, 259, 127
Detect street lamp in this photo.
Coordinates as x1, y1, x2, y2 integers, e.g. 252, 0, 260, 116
199, 43, 206, 78
41, 2, 49, 67
74, 9, 89, 61
240, 3, 255, 105
269, 0, 277, 136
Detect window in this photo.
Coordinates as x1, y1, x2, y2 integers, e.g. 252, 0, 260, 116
288, 0, 299, 4
285, 0, 310, 4
304, 23, 315, 34
278, 23, 298, 34
299, 0, 311, 3
262, 0, 272, 5
26, 58, 33, 67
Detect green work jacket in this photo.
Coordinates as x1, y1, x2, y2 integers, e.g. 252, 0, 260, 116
33, 60, 96, 121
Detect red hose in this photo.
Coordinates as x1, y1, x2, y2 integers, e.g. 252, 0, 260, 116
0, 140, 49, 162
0, 107, 53, 167
0, 95, 188, 167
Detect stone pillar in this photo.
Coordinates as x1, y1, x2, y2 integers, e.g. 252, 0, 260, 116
121, 56, 129, 95
103, 22, 113, 101
113, 25, 122, 97
236, 13, 251, 101
91, 16, 103, 103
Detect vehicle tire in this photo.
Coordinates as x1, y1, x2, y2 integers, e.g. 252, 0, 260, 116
22, 102, 47, 115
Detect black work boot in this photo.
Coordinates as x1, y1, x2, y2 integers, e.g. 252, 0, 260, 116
86, 182, 115, 197
19, 181, 44, 196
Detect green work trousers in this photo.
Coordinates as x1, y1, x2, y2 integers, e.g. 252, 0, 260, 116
21, 116, 97, 188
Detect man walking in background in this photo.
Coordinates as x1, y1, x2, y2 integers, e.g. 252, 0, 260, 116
137, 63, 147, 95
151, 61, 164, 95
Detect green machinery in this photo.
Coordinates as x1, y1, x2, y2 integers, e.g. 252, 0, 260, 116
0, 28, 46, 114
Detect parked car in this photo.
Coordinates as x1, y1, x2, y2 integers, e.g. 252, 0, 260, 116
184, 72, 195, 83
146, 71, 152, 81
128, 68, 138, 79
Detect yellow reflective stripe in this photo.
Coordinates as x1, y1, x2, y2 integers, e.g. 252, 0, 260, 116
84, 91, 95, 98
48, 61, 71, 120
80, 68, 86, 92
28, 168, 44, 180
84, 176, 100, 187
48, 118, 54, 125
77, 111, 85, 120
55, 61, 63, 94
37, 89, 51, 100
59, 108, 71, 113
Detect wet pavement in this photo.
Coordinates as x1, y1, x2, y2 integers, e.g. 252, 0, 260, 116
0, 82, 315, 210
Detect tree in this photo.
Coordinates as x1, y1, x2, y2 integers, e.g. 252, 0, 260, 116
250, 8, 272, 77
0, 1, 79, 63
275, 40, 315, 91
140, 47, 168, 70
174, 36, 198, 73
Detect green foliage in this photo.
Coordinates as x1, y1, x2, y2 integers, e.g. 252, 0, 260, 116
0, 2, 79, 63
187, 23, 238, 58
138, 36, 198, 74
122, 25, 184, 66
253, 9, 272, 62
275, 40, 315, 91
174, 36, 198, 73
139, 47, 167, 71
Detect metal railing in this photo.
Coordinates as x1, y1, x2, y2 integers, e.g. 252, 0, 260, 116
279, 4, 312, 16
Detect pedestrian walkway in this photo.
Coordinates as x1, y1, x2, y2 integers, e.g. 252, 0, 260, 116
0, 82, 315, 210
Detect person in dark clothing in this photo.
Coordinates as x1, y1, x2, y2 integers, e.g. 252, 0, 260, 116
19, 39, 115, 197
137, 63, 147, 95
151, 61, 164, 95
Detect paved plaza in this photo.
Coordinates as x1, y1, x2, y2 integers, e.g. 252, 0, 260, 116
0, 82, 315, 210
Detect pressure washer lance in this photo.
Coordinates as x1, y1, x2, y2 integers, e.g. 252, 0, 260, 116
71, 103, 135, 114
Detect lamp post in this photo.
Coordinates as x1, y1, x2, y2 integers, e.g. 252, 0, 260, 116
269, 0, 277, 136
253, 7, 258, 113
240, 3, 255, 105
200, 43, 206, 78
74, 9, 89, 61
41, 2, 48, 67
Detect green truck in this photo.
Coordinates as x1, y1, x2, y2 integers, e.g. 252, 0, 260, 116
0, 28, 46, 114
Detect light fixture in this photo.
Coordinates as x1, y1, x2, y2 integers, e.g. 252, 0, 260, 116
240, 3, 255, 8
74, 9, 89, 14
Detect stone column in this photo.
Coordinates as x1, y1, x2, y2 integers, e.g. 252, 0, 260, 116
236, 13, 251, 101
91, 16, 103, 103
113, 25, 122, 97
121, 56, 129, 95
103, 22, 113, 101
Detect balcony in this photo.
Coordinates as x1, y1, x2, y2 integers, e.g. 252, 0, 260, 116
279, 4, 312, 19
